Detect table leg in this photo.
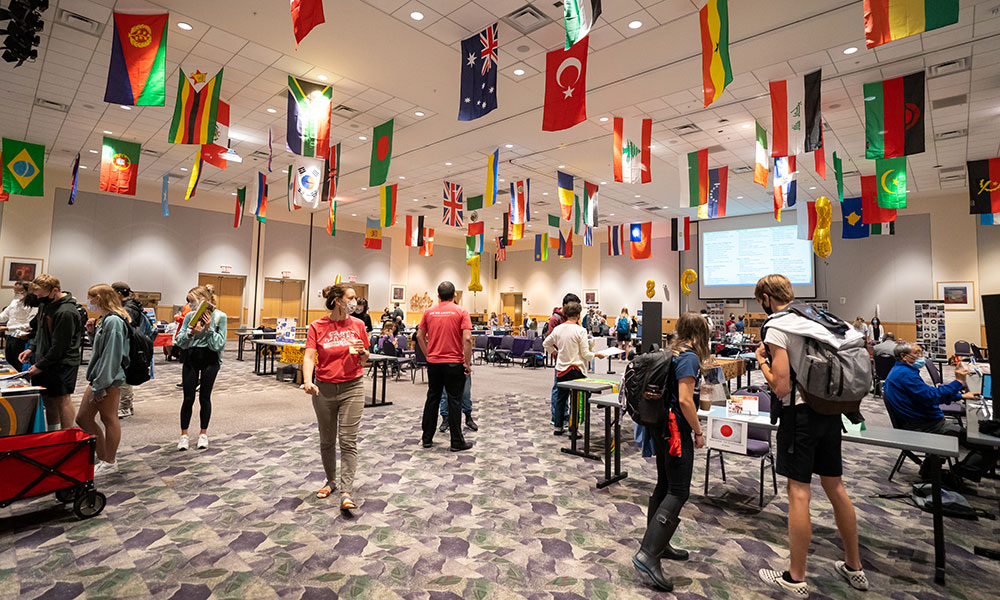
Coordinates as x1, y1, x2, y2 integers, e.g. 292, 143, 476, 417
381, 361, 389, 405
607, 356, 615, 375
562, 390, 599, 461
596, 404, 629, 489
237, 336, 244, 361
930, 454, 946, 585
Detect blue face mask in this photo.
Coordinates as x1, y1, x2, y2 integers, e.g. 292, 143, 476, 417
911, 357, 926, 369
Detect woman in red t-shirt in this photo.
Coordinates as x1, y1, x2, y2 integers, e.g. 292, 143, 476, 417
303, 283, 370, 511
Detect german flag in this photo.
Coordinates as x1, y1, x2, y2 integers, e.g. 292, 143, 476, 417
967, 158, 1000, 215
168, 69, 223, 145
864, 71, 924, 159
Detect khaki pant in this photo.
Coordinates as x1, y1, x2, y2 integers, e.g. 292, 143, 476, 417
120, 383, 133, 411
312, 378, 365, 492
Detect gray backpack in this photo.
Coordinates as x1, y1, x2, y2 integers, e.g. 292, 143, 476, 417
762, 303, 871, 415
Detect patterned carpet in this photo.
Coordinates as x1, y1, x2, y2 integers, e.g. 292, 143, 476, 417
1, 381, 999, 599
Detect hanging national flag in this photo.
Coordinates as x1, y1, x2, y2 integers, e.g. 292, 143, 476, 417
379, 184, 397, 227
876, 156, 907, 208
1, 138, 44, 196
968, 158, 1000, 214
671, 217, 691, 251
405, 215, 425, 247
543, 36, 589, 131
234, 186, 246, 228
287, 76, 332, 158
322, 142, 341, 204
796, 200, 817, 241
268, 129, 273, 172
864, 72, 925, 159
468, 220, 485, 239
485, 149, 499, 206
495, 236, 506, 261
864, 0, 958, 49
770, 69, 822, 157
564, 0, 601, 48
698, 167, 728, 219
290, 156, 324, 209
608, 224, 627, 256
815, 134, 826, 180
420, 228, 435, 257
459, 23, 499, 121
501, 212, 509, 246
981, 214, 1000, 226
548, 214, 561, 250
679, 149, 708, 208
286, 164, 296, 211
364, 217, 382, 250
326, 197, 336, 235
559, 227, 574, 258
252, 171, 268, 223
467, 221, 485, 255
534, 234, 549, 261
291, 0, 325, 47
185, 152, 203, 201
773, 156, 797, 220
100, 136, 140, 195
443, 181, 464, 227
582, 181, 598, 227
833, 151, 844, 202
583, 225, 593, 247
613, 117, 652, 184
466, 194, 484, 224
573, 194, 583, 235
105, 13, 168, 106
870, 222, 896, 235
369, 119, 394, 186
557, 170, 574, 220
700, 0, 733, 107
160, 174, 169, 216
753, 122, 769, 187
168, 68, 223, 145
842, 196, 869, 239
201, 100, 230, 170
628, 222, 651, 260
861, 175, 897, 224
510, 179, 529, 224
68, 153, 80, 205
0, 152, 6, 202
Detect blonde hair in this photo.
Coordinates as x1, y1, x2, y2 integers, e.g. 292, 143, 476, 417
187, 285, 214, 307
88, 284, 130, 323
32, 274, 60, 292
669, 312, 711, 369
754, 274, 794, 304
203, 284, 218, 304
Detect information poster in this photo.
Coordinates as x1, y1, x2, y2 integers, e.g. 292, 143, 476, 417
914, 300, 947, 361
276, 318, 298, 343
707, 301, 725, 338
707, 417, 748, 454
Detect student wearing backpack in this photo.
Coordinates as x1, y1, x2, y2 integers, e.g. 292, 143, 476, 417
542, 301, 594, 435
75, 284, 130, 478
631, 312, 708, 592
174, 285, 228, 451
616, 308, 632, 358
112, 282, 152, 419
753, 274, 869, 596
545, 293, 579, 427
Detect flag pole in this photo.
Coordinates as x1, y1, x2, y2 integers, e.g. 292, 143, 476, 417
306, 212, 314, 318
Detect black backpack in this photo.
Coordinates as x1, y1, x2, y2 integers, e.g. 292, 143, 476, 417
619, 350, 674, 427
122, 315, 152, 386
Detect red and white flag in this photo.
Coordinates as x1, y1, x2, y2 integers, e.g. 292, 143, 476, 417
769, 69, 822, 157
290, 0, 325, 47
405, 215, 424, 247
613, 117, 651, 184
542, 36, 589, 131
201, 101, 230, 169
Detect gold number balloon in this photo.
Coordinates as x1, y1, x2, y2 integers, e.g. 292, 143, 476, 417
467, 254, 483, 293
334, 274, 342, 284
681, 269, 698, 296
812, 196, 832, 259
646, 280, 656, 298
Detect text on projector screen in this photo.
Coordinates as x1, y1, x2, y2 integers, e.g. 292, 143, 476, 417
701, 225, 814, 287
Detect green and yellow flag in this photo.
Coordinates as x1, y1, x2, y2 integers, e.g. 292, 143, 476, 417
876, 157, 907, 209
2, 138, 44, 197
700, 0, 732, 107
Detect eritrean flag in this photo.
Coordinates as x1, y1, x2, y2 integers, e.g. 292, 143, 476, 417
105, 13, 168, 106
679, 149, 708, 208
968, 158, 1000, 215
168, 69, 223, 145
100, 136, 140, 195
700, 0, 732, 107
864, 71, 925, 159
864, 0, 958, 49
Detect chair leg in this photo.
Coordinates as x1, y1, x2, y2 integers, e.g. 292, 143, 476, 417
888, 450, 905, 482
770, 456, 778, 494
704, 449, 712, 494
759, 458, 765, 507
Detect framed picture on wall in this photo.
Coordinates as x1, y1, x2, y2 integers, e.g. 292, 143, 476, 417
1, 257, 43, 288
583, 289, 599, 306
391, 284, 406, 303
937, 281, 975, 311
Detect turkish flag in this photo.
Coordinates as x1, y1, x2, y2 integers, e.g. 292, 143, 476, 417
543, 36, 589, 132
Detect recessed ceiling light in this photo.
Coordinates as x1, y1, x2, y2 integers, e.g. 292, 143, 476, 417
742, 123, 751, 129
499, 178, 505, 182
558, 165, 565, 168
177, 22, 192, 31
843, 47, 858, 55
505, 144, 513, 148
445, 162, 452, 166
410, 11, 424, 21
533, 210, 538, 214
282, 169, 288, 174
103, 130, 112, 134
362, 187, 367, 191
634, 194, 641, 198
266, 108, 277, 114
513, 68, 525, 76
494, 216, 499, 220
359, 135, 367, 140
809, 186, 816, 190
737, 196, 743, 199
399, 176, 405, 179
661, 206, 669, 209
351, 213, 357, 216
316, 74, 328, 81
414, 111, 425, 117
79, 165, 87, 169
543, 192, 549, 196
610, 213, 615, 216
600, 117, 609, 122
412, 198, 419, 201
89, 149, 98, 154
628, 20, 643, 30
181, 167, 188, 171
232, 192, 237, 196
120, 105, 131, 110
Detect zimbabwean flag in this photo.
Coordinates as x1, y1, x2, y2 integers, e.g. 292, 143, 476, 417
968, 158, 1000, 215
168, 69, 223, 145
864, 71, 924, 159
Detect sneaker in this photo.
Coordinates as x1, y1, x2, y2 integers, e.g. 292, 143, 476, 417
177, 434, 189, 451
94, 461, 118, 478
197, 434, 209, 449
439, 420, 448, 433
118, 407, 133, 419
553, 427, 564, 435
834, 561, 869, 591
759, 569, 808, 598
421, 439, 433, 448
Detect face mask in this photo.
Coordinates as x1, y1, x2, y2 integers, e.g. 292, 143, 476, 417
761, 300, 773, 315
345, 300, 358, 314
911, 357, 926, 369
38, 295, 53, 304
14, 292, 24, 299
87, 301, 99, 313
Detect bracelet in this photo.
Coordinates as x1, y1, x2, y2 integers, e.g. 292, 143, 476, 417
695, 432, 704, 437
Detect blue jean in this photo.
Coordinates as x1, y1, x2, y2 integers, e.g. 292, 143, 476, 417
552, 369, 586, 428
550, 371, 560, 424
440, 375, 473, 417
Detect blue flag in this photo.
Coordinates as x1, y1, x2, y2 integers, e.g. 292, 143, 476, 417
161, 174, 170, 217
841, 196, 868, 239
459, 23, 499, 121
68, 153, 80, 205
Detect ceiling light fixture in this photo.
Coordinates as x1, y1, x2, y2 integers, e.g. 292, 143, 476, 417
628, 20, 643, 29
600, 117, 609, 122
600, 181, 606, 185
177, 22, 192, 31
609, 213, 615, 216
89, 149, 98, 154
558, 164, 565, 168
181, 167, 188, 171
809, 186, 816, 190
282, 169, 288, 174
410, 11, 424, 21
412, 198, 419, 201
414, 111, 425, 117
843, 46, 858, 55
505, 143, 513, 148
398, 176, 405, 179
499, 178, 504, 182
120, 105, 131, 110
266, 108, 277, 113
79, 165, 87, 169
359, 135, 367, 140
513, 68, 525, 76
742, 123, 751, 129
103, 130, 112, 134
542, 192, 549, 196
737, 196, 743, 199
362, 187, 367, 191
445, 162, 452, 166
351, 213, 357, 216
232, 192, 237, 196
634, 194, 641, 198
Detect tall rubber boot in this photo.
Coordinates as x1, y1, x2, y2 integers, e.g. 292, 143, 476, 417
646, 495, 688, 560
632, 503, 678, 591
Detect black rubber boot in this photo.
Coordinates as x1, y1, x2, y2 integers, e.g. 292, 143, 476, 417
632, 504, 677, 591
645, 495, 688, 561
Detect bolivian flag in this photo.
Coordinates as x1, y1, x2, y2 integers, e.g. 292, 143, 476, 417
700, 0, 732, 107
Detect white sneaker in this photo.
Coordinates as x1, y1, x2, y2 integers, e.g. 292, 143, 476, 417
177, 434, 189, 451
834, 561, 869, 591
759, 569, 809, 598
197, 434, 209, 449
94, 461, 118, 478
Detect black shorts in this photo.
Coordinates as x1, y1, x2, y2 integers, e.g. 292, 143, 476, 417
776, 404, 843, 483
33, 363, 81, 398
617, 331, 631, 343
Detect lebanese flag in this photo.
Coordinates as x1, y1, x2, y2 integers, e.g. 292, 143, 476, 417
613, 117, 652, 184
542, 36, 589, 131
405, 215, 424, 247
861, 175, 896, 224
770, 69, 822, 157
202, 101, 230, 169
291, 0, 325, 47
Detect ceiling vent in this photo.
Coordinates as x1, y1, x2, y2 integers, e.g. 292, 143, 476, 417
939, 166, 965, 176
671, 123, 702, 136
939, 166, 966, 184
503, 4, 552, 35
33, 97, 69, 113
167, 172, 186, 180
249, 150, 270, 160
332, 104, 358, 116
140, 148, 161, 157
54, 8, 106, 37
421, 204, 436, 210
201, 179, 222, 187
931, 94, 967, 110
927, 56, 970, 78
935, 128, 967, 141
732, 166, 753, 174
646, 206, 664, 211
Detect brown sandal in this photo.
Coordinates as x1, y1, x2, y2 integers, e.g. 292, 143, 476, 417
316, 485, 334, 499
340, 494, 357, 510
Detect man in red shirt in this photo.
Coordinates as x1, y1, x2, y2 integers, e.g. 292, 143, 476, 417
417, 281, 474, 451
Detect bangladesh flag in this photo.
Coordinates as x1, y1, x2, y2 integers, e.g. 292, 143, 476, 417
369, 118, 394, 186
1, 138, 44, 197
876, 157, 907, 209
864, 71, 925, 159
100, 136, 141, 195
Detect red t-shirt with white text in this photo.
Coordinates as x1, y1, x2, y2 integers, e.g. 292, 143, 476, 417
418, 301, 472, 363
306, 315, 369, 383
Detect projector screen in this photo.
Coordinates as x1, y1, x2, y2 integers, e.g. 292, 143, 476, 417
698, 213, 816, 299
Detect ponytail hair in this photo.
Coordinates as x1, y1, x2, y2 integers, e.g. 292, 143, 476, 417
322, 283, 353, 311
88, 284, 131, 323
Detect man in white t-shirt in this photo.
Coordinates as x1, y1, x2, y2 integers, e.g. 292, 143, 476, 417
542, 301, 594, 435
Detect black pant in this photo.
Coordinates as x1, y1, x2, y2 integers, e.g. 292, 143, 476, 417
5, 336, 27, 369
181, 347, 220, 430
649, 424, 695, 518
423, 363, 466, 446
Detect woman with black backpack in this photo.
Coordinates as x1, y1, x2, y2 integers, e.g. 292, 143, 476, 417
632, 312, 709, 592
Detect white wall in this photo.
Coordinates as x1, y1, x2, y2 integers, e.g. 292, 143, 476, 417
406, 244, 471, 309
599, 236, 679, 318
308, 224, 393, 311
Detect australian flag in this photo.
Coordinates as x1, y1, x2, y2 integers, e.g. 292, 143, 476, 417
459, 23, 498, 121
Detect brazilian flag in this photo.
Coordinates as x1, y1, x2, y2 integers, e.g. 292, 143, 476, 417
2, 138, 45, 197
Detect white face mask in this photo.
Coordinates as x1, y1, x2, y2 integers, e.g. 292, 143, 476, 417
87, 301, 99, 313
345, 300, 358, 314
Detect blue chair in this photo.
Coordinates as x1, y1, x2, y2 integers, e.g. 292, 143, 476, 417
471, 335, 489, 365
703, 388, 777, 507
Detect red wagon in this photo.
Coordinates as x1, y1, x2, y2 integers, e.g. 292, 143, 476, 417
0, 428, 107, 519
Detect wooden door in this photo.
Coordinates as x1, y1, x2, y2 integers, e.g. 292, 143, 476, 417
261, 278, 304, 327
198, 273, 245, 338
281, 279, 304, 322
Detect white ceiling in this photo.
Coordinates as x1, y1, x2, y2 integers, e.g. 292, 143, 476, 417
1, 0, 998, 244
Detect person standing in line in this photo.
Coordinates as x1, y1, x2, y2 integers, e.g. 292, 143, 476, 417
354, 297, 373, 332
755, 274, 868, 596
174, 285, 227, 451
545, 293, 579, 426
19, 275, 83, 430
303, 283, 369, 510
0, 280, 36, 368
631, 312, 709, 591
112, 282, 152, 419
75, 284, 130, 478
616, 308, 632, 358
416, 281, 474, 451
542, 301, 594, 435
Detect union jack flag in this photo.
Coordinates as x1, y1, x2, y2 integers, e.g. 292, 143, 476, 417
495, 236, 506, 261
480, 23, 498, 76
443, 180, 464, 227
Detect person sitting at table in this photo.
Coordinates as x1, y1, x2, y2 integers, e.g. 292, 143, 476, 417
883, 342, 997, 481
374, 321, 397, 354
542, 301, 594, 435
718, 324, 743, 357
872, 332, 896, 358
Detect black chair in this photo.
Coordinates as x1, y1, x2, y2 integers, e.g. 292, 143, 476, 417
471, 335, 489, 365
873, 354, 895, 397
954, 340, 972, 359
925, 360, 965, 426
521, 337, 545, 368
971, 344, 987, 362
882, 396, 954, 481
493, 335, 514, 366
704, 388, 777, 507
410, 340, 427, 383
391, 335, 412, 381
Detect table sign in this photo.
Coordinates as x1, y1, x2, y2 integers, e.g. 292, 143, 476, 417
727, 394, 759, 417
707, 416, 747, 454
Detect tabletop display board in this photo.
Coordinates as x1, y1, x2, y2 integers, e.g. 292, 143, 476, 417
706, 301, 726, 338
276, 318, 298, 343
915, 300, 947, 361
